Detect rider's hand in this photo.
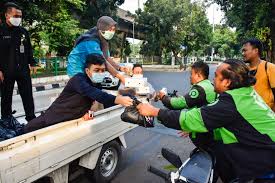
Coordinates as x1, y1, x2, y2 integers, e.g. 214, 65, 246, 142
0, 71, 4, 82
158, 91, 166, 100
115, 95, 133, 107
154, 91, 165, 101
177, 131, 189, 138
137, 103, 160, 117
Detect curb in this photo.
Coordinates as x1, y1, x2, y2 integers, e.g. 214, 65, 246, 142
143, 65, 190, 72
143, 65, 180, 72
12, 81, 67, 96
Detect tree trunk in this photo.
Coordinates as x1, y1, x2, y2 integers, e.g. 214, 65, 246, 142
271, 0, 275, 63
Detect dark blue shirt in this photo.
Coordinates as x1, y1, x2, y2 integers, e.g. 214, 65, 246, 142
35, 73, 116, 126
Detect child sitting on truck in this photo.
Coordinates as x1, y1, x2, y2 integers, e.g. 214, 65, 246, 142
22, 54, 133, 133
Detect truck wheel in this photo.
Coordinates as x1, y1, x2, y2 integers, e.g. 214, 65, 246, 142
93, 140, 122, 183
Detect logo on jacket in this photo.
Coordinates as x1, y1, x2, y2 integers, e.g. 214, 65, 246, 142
189, 89, 199, 98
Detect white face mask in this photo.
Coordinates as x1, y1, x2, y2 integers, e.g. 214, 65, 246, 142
90, 72, 106, 83
9, 17, 22, 27
100, 30, 115, 40
132, 74, 143, 78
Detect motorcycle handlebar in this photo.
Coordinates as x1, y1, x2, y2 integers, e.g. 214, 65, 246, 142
148, 165, 170, 180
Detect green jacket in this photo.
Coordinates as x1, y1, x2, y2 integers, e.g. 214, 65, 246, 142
161, 79, 218, 139
157, 86, 275, 178
162, 79, 217, 110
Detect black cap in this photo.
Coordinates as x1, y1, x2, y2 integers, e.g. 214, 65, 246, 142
4, 2, 22, 11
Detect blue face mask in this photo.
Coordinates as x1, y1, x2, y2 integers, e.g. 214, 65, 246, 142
90, 73, 106, 83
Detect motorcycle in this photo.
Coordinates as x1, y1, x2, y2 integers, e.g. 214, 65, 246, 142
148, 147, 214, 183
120, 93, 275, 183
148, 147, 275, 183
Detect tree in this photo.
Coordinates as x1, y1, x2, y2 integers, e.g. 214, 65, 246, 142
136, 0, 212, 63
0, 0, 125, 57
211, 25, 239, 58
123, 40, 132, 56
209, 0, 275, 62
80, 0, 124, 29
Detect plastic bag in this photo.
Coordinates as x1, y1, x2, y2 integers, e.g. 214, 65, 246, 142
1, 115, 24, 135
121, 98, 154, 128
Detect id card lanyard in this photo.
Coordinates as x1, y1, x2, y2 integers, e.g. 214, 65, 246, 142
20, 34, 25, 53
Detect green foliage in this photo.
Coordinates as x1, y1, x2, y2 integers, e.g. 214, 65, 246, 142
0, 0, 124, 57
129, 42, 141, 57
123, 40, 132, 56
80, 0, 124, 29
211, 25, 239, 58
136, 0, 212, 60
209, 0, 273, 60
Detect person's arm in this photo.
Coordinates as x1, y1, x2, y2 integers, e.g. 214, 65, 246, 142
161, 96, 174, 109
138, 93, 235, 132
267, 62, 275, 99
161, 85, 207, 110
71, 75, 132, 107
0, 27, 4, 81
158, 94, 235, 132
85, 41, 124, 83
266, 63, 275, 110
106, 56, 120, 70
0, 27, 4, 71
72, 75, 116, 107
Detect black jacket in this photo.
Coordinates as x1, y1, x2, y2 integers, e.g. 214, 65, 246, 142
24, 73, 116, 132
0, 23, 36, 75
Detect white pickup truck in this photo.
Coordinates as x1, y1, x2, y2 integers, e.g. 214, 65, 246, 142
0, 104, 137, 183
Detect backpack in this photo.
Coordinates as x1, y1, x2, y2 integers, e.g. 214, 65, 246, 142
265, 61, 275, 97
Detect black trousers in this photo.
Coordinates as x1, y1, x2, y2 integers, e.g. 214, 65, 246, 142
1, 71, 35, 121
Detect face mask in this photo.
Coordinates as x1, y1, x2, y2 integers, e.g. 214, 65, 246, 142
132, 74, 143, 78
90, 72, 106, 83
100, 30, 115, 40
9, 17, 22, 27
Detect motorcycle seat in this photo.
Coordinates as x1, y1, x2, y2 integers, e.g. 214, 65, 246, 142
179, 150, 213, 183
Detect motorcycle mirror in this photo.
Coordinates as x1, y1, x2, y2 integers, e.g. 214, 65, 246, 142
161, 148, 183, 169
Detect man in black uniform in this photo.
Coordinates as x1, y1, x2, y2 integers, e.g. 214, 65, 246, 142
0, 2, 36, 122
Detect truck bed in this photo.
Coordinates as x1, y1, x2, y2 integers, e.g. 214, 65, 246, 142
0, 105, 137, 183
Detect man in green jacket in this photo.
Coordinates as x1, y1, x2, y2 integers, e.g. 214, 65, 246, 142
137, 59, 275, 182
158, 61, 216, 110
157, 61, 217, 147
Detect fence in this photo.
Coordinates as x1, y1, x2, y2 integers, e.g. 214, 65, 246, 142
32, 57, 67, 78
125, 56, 225, 65
32, 56, 224, 78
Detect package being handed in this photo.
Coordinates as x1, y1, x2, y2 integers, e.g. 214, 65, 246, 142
125, 77, 150, 95
120, 97, 154, 128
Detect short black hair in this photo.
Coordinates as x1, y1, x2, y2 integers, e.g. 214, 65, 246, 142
85, 54, 105, 68
4, 2, 22, 13
243, 38, 263, 57
133, 63, 142, 70
222, 59, 256, 89
191, 61, 209, 79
